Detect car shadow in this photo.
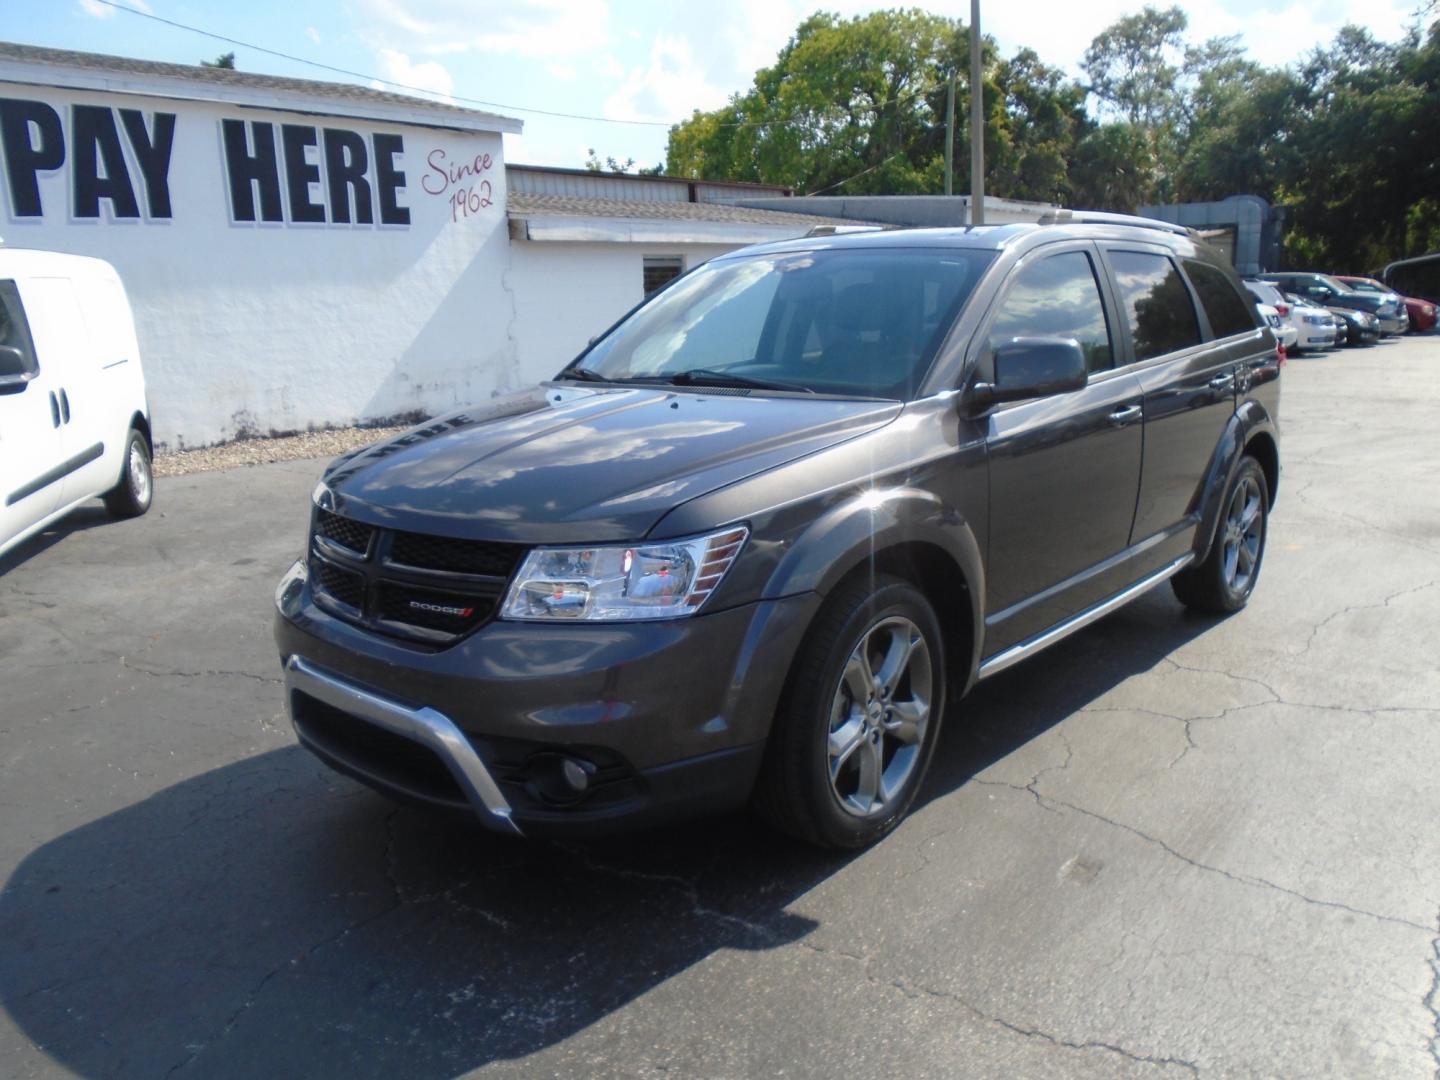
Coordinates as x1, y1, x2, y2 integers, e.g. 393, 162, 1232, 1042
0, 589, 1221, 1078
0, 504, 113, 576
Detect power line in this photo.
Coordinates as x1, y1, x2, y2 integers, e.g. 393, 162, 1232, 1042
803, 152, 904, 196
87, 0, 944, 134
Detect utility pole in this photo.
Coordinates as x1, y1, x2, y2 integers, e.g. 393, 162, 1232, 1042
969, 0, 985, 224
944, 73, 955, 196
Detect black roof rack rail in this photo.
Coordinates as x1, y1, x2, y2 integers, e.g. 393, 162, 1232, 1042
1037, 209, 1192, 237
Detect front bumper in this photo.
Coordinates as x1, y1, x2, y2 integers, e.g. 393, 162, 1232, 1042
275, 562, 819, 834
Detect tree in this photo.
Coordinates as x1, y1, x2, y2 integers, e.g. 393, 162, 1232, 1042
200, 52, 236, 69
666, 10, 1087, 200
1081, 5, 1187, 129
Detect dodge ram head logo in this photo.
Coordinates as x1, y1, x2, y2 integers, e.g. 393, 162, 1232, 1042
408, 600, 474, 617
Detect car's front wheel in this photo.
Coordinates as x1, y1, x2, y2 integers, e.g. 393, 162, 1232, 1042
103, 427, 153, 519
753, 575, 946, 849
1172, 455, 1268, 613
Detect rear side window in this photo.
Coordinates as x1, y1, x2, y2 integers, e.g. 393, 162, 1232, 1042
0, 280, 39, 376
1108, 251, 1202, 362
1185, 260, 1259, 338
985, 250, 1113, 377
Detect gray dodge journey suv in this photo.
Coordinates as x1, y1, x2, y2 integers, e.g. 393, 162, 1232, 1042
274, 211, 1281, 849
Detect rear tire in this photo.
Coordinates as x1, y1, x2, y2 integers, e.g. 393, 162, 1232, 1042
1171, 455, 1268, 614
104, 428, 153, 519
752, 575, 946, 849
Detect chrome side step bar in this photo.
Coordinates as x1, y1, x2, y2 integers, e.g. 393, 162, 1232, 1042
283, 655, 521, 835
977, 554, 1195, 681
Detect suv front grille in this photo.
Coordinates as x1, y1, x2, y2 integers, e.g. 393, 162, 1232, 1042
308, 507, 524, 646
316, 508, 374, 555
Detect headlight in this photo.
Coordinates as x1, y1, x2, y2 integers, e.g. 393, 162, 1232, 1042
312, 481, 335, 510
501, 526, 748, 621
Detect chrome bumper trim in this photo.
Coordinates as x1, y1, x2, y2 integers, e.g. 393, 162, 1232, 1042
283, 654, 521, 835
978, 554, 1196, 681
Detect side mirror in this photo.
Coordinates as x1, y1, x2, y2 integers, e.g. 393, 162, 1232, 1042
0, 344, 34, 391
970, 337, 1087, 410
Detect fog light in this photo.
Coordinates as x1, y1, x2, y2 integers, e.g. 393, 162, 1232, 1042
561, 757, 590, 793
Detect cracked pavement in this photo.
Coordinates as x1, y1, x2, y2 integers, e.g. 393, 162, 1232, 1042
2, 335, 1439, 1078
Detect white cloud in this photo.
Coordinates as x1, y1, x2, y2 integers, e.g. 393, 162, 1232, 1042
603, 32, 728, 124
77, 0, 151, 17
306, 26, 322, 45
354, 0, 611, 58
370, 48, 455, 101
546, 63, 578, 81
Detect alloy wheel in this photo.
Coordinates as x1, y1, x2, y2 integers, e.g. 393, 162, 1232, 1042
1221, 475, 1263, 593
826, 616, 933, 818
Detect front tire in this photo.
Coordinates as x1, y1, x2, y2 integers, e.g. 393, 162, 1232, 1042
104, 427, 153, 519
752, 575, 946, 849
1172, 455, 1268, 613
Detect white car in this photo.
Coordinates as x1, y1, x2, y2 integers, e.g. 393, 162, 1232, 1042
1255, 302, 1297, 349
1282, 292, 1340, 351
1244, 280, 1300, 340
0, 247, 153, 560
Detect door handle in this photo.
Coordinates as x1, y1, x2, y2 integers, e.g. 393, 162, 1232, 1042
1209, 373, 1234, 391
1108, 404, 1142, 426
48, 390, 61, 428
59, 387, 71, 423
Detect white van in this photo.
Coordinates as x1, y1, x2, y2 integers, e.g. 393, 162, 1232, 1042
0, 247, 152, 561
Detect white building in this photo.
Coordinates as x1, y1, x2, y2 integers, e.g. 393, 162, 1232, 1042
0, 42, 852, 447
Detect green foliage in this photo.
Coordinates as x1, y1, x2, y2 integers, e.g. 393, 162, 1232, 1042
200, 52, 236, 69
664, 6, 1440, 270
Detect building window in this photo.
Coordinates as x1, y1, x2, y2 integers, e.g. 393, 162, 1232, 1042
643, 256, 685, 296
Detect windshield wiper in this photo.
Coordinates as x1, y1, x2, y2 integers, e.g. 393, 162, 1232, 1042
556, 367, 610, 382
667, 368, 815, 394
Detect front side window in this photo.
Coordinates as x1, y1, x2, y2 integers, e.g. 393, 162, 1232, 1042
985, 250, 1114, 378
1185, 260, 1259, 338
574, 248, 993, 399
1109, 251, 1202, 361
0, 280, 39, 377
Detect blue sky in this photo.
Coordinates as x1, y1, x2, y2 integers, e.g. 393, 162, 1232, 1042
6, 0, 1424, 171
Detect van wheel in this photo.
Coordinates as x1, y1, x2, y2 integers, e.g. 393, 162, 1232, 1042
104, 428, 153, 518
1172, 455, 1268, 613
752, 575, 946, 849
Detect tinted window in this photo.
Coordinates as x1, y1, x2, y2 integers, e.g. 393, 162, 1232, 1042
1109, 251, 1202, 361
0, 280, 39, 376
577, 249, 993, 399
986, 251, 1113, 376
1186, 260, 1258, 337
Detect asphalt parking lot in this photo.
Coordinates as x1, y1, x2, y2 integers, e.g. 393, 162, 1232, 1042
2, 335, 1438, 1079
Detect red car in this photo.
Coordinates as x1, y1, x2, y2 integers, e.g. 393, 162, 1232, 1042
1336, 275, 1438, 332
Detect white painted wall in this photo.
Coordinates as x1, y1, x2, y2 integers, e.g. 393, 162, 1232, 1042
0, 79, 515, 447
508, 241, 740, 386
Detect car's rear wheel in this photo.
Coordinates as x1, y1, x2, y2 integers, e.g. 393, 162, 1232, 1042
1172, 455, 1268, 613
752, 575, 945, 849
104, 427, 153, 519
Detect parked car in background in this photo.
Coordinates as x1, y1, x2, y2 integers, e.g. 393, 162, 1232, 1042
1256, 303, 1297, 350
1243, 280, 1299, 342
0, 247, 153, 561
274, 213, 1281, 849
1281, 293, 1340, 352
1260, 272, 1407, 335
1335, 275, 1437, 332
1328, 305, 1382, 345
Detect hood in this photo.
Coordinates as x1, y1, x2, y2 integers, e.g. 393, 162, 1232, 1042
322, 385, 900, 543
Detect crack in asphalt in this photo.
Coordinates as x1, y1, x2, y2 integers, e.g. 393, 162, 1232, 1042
1425, 908, 1440, 1077
796, 940, 1200, 1075
121, 657, 283, 686
1290, 484, 1440, 556
973, 778, 1433, 935
1294, 579, 1440, 659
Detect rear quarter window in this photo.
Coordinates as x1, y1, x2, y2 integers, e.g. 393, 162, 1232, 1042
1185, 260, 1259, 338
1108, 251, 1203, 362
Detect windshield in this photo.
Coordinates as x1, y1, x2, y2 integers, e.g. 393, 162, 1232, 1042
566, 248, 993, 399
